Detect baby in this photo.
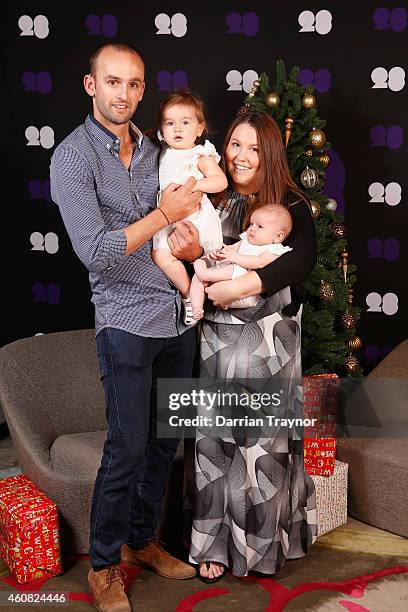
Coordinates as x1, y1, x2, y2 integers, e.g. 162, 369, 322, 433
151, 91, 227, 323
191, 203, 293, 318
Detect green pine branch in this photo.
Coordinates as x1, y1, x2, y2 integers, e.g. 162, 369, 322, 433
244, 61, 363, 377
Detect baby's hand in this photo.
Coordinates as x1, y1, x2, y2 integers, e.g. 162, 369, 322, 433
218, 244, 237, 263
207, 248, 223, 261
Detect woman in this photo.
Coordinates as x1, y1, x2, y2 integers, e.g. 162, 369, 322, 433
189, 111, 318, 581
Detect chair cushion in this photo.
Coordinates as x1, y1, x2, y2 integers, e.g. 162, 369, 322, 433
50, 431, 106, 480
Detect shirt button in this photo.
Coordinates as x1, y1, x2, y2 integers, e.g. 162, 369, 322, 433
106, 144, 110, 150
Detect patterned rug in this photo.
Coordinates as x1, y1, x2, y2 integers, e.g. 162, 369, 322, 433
0, 518, 407, 611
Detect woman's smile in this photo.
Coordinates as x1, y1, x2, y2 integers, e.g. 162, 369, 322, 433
225, 123, 260, 193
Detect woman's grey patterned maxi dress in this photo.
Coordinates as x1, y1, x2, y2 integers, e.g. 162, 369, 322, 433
189, 191, 317, 577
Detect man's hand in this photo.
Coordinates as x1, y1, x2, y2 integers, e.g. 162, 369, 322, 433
168, 220, 203, 262
160, 177, 201, 224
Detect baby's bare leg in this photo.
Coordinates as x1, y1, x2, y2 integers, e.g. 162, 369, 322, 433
189, 274, 207, 320
152, 248, 191, 297
193, 259, 234, 282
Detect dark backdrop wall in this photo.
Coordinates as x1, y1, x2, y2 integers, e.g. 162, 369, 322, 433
2, 1, 407, 372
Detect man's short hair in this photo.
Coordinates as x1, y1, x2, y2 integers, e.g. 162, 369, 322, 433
89, 43, 143, 76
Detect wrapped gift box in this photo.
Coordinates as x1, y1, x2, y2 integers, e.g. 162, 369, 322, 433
311, 460, 348, 537
0, 474, 62, 583
304, 437, 336, 476
303, 374, 339, 436
303, 374, 340, 475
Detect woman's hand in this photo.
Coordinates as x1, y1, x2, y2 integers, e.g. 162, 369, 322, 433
167, 220, 203, 262
205, 281, 235, 309
205, 272, 265, 308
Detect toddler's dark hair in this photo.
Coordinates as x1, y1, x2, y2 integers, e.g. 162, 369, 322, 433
146, 89, 209, 144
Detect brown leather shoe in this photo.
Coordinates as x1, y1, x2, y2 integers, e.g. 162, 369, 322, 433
121, 540, 195, 579
88, 565, 131, 612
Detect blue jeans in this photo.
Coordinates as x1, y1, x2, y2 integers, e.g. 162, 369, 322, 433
89, 327, 196, 569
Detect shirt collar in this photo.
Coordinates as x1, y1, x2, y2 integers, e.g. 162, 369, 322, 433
85, 114, 143, 157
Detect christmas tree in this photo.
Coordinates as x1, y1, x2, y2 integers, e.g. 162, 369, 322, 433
242, 60, 362, 376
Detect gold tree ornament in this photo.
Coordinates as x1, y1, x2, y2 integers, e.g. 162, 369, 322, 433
331, 222, 347, 240
310, 128, 327, 148
341, 312, 356, 330
345, 353, 360, 374
284, 116, 294, 147
302, 93, 317, 109
320, 280, 335, 301
317, 153, 330, 167
247, 79, 260, 99
349, 336, 362, 351
304, 149, 313, 157
265, 92, 280, 107
311, 201, 321, 219
326, 198, 337, 211
300, 166, 318, 188
341, 249, 349, 282
236, 103, 250, 115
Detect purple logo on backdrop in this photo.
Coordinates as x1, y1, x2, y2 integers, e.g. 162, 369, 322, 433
367, 238, 400, 261
364, 345, 392, 364
370, 125, 403, 149
32, 283, 61, 304
372, 7, 407, 31
226, 12, 259, 36
156, 70, 188, 91
322, 150, 345, 214
22, 71, 52, 94
86, 14, 117, 38
27, 179, 51, 202
298, 68, 331, 93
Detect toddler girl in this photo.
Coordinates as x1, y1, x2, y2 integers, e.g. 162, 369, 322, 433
191, 203, 293, 318
152, 91, 227, 323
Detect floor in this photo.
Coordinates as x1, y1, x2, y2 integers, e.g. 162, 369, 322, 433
1, 435, 407, 611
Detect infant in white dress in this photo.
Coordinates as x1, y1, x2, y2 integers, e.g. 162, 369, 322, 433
151, 92, 227, 324
191, 203, 293, 317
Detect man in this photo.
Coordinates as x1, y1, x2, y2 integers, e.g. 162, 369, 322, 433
50, 43, 202, 612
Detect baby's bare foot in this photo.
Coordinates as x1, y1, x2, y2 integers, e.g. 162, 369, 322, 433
193, 308, 204, 320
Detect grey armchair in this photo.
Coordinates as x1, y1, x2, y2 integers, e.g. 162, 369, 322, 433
337, 339, 408, 537
0, 329, 184, 554
0, 330, 107, 553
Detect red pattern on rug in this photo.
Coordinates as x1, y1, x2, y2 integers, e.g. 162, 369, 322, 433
339, 602, 370, 611
242, 566, 408, 611
0, 556, 407, 611
175, 587, 230, 611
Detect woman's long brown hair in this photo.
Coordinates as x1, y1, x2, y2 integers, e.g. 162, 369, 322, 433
214, 111, 309, 226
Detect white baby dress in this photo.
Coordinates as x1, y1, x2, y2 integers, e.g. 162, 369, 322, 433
153, 140, 223, 254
